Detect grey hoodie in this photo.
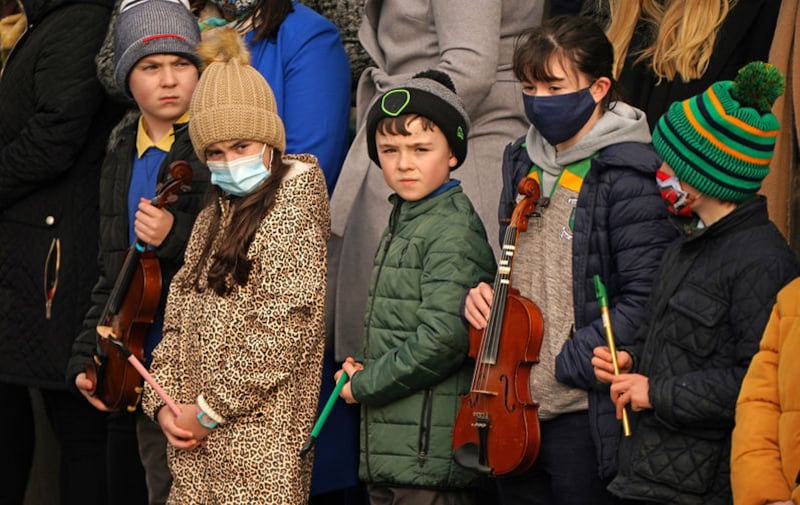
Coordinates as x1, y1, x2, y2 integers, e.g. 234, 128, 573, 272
526, 101, 652, 194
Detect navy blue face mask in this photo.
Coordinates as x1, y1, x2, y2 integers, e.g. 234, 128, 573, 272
523, 87, 597, 146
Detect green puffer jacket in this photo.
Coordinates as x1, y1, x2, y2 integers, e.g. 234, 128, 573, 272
350, 184, 496, 489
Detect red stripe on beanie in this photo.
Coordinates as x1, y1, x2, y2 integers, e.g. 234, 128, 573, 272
142, 34, 188, 44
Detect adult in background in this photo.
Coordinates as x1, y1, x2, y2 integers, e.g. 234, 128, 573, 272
581, 0, 781, 130
0, 0, 125, 502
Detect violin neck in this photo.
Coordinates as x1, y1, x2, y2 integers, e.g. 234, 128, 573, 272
102, 243, 144, 320
480, 225, 518, 363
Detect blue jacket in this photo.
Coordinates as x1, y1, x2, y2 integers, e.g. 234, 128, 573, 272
499, 137, 678, 478
245, 2, 351, 194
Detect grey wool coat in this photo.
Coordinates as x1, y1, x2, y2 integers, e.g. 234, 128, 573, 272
328, 0, 546, 360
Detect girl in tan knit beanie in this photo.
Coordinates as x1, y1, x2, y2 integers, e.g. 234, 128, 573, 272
141, 28, 331, 505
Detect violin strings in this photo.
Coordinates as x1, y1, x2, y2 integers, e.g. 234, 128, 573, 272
472, 224, 516, 394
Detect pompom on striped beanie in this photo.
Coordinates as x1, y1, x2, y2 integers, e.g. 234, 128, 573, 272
652, 61, 784, 203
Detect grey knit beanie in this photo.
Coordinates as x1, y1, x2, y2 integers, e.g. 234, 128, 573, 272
365, 69, 471, 170
114, 0, 201, 96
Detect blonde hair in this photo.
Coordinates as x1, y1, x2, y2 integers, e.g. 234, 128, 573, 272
605, 0, 734, 81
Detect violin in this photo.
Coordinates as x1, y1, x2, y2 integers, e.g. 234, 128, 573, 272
90, 161, 192, 412
452, 177, 544, 476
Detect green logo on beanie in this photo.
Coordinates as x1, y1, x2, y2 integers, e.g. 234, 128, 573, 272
456, 126, 464, 140
381, 89, 411, 117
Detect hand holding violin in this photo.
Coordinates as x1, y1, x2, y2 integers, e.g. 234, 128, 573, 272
464, 282, 494, 330
134, 197, 175, 247
75, 371, 112, 412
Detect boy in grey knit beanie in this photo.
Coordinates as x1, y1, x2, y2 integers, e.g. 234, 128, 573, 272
113, 0, 201, 95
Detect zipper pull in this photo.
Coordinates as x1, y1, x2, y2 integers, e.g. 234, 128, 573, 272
43, 238, 60, 320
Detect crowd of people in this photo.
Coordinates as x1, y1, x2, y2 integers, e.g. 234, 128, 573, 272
0, 0, 797, 504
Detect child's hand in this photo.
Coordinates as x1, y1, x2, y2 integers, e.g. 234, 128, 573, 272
335, 357, 363, 404
591, 346, 633, 383
134, 198, 174, 247
74, 370, 111, 412
174, 403, 213, 441
610, 373, 651, 419
464, 282, 494, 329
157, 404, 202, 451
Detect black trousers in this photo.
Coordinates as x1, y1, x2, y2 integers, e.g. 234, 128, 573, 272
496, 411, 621, 505
0, 383, 120, 505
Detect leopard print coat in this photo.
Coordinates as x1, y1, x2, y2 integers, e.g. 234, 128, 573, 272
142, 155, 330, 505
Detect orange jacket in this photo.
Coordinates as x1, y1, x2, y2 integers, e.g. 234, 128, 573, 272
732, 276, 800, 505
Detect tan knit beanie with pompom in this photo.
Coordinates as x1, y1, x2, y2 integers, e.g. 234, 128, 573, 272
189, 28, 286, 162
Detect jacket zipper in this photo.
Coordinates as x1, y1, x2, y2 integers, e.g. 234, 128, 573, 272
417, 388, 433, 466
363, 198, 403, 482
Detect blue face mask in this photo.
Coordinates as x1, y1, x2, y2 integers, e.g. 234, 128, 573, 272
207, 145, 272, 197
523, 87, 597, 146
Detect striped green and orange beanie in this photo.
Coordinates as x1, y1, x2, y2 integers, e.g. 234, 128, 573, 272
652, 61, 784, 203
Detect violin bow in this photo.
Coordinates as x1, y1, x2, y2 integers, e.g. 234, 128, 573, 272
593, 275, 632, 437
299, 372, 349, 459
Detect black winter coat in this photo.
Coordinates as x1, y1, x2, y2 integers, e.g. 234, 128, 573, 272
66, 113, 210, 386
0, 0, 124, 389
500, 138, 678, 478
609, 196, 800, 505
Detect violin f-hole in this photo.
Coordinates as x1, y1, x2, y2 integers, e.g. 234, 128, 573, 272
499, 374, 516, 413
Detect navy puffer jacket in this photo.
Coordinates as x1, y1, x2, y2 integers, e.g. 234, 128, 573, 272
499, 138, 678, 478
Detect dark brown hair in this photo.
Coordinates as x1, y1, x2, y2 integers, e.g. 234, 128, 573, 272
375, 114, 437, 138
190, 0, 292, 41
513, 15, 623, 109
249, 0, 293, 41
190, 148, 289, 296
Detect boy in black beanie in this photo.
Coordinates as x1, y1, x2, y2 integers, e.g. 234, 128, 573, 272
336, 70, 496, 504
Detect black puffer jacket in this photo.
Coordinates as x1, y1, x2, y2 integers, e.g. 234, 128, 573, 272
0, 0, 124, 389
609, 196, 800, 505
66, 113, 210, 386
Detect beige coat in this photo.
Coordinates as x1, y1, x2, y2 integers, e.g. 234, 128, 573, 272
143, 157, 330, 505
327, 0, 545, 359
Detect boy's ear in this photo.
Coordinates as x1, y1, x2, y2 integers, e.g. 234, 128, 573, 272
448, 151, 458, 168
590, 77, 612, 103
